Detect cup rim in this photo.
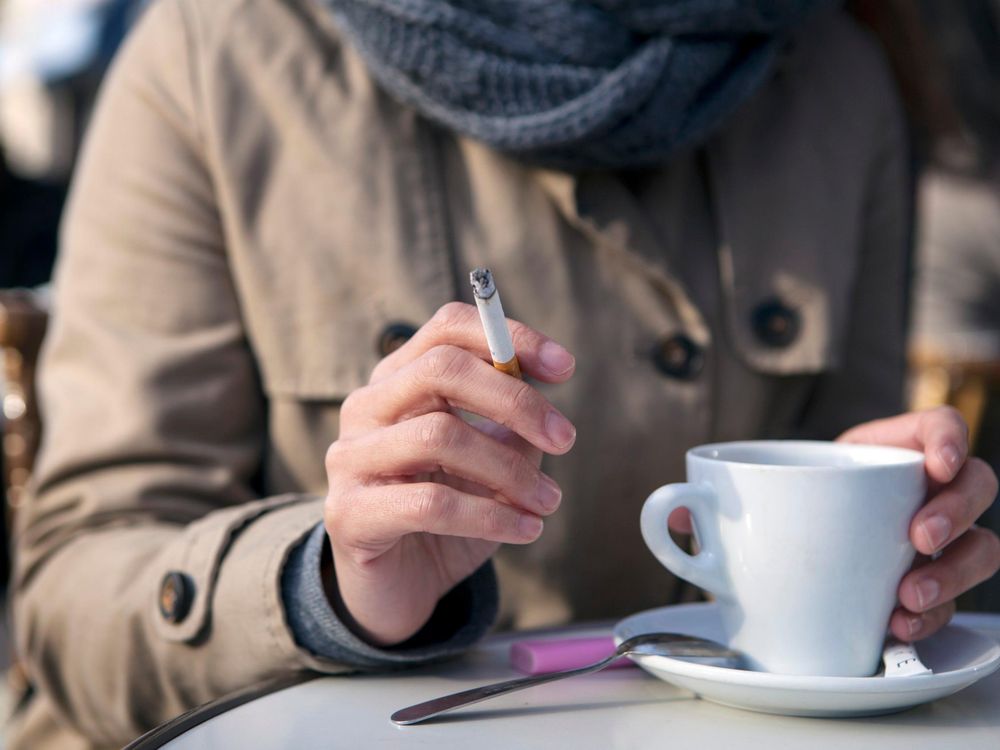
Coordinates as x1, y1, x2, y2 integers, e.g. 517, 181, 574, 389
687, 440, 924, 471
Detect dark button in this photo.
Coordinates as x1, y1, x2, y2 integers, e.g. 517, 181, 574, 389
159, 572, 194, 624
377, 322, 418, 357
752, 299, 800, 348
652, 334, 704, 380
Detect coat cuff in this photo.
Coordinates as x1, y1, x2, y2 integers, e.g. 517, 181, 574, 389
281, 524, 498, 669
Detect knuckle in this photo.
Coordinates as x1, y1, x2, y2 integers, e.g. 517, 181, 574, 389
964, 493, 981, 527
975, 458, 1000, 497
324, 440, 363, 490
503, 449, 536, 493
323, 493, 339, 523
323, 486, 354, 533
981, 528, 1000, 574
954, 527, 1000, 592
933, 600, 957, 626
416, 412, 460, 454
931, 404, 961, 421
411, 484, 449, 528
324, 440, 346, 471
481, 502, 511, 539
421, 345, 472, 384
966, 456, 989, 475
507, 321, 537, 353
339, 386, 368, 423
369, 358, 391, 384
934, 405, 968, 434
505, 381, 539, 418
431, 301, 471, 333
960, 458, 998, 518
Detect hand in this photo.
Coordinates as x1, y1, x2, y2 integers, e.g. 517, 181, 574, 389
323, 302, 576, 646
838, 407, 1000, 641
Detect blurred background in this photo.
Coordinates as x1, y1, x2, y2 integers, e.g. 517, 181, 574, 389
0, 0, 145, 566
0, 0, 997, 733
0, 0, 146, 732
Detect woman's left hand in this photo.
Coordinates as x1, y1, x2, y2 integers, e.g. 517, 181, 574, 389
839, 406, 1000, 641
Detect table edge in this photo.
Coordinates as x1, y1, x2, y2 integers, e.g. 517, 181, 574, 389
122, 673, 318, 750
122, 611, 1000, 749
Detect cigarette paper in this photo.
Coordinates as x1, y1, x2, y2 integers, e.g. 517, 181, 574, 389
470, 267, 521, 379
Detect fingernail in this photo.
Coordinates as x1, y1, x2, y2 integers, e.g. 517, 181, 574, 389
536, 475, 562, 512
920, 515, 952, 551
518, 514, 543, 539
914, 577, 940, 610
545, 410, 576, 449
939, 443, 961, 474
907, 614, 923, 638
538, 341, 575, 376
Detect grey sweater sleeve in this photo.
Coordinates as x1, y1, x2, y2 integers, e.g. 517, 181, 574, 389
281, 524, 499, 669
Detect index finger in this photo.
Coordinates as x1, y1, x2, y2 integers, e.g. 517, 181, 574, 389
353, 345, 576, 455
370, 302, 575, 385
837, 406, 969, 484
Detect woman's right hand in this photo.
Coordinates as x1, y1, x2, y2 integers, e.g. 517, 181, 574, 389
323, 302, 577, 646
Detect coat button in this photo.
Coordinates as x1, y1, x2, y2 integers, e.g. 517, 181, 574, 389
376, 322, 418, 357
159, 572, 194, 624
752, 299, 800, 348
652, 334, 704, 380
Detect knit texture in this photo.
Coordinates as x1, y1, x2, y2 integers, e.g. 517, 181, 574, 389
282, 523, 499, 669
321, 0, 833, 169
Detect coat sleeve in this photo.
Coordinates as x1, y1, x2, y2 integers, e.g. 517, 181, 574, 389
794, 50, 913, 438
11, 0, 494, 744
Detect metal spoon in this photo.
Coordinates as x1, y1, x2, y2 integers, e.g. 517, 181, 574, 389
390, 632, 743, 725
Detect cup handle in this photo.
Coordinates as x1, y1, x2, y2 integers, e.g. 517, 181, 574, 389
640, 483, 729, 599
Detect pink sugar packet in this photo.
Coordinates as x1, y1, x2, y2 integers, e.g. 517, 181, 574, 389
509, 636, 635, 675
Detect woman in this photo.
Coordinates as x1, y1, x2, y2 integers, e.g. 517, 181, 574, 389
11, 1, 1000, 747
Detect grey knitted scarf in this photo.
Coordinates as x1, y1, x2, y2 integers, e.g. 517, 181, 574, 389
321, 1, 832, 169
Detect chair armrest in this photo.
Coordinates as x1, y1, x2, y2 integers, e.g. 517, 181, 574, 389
0, 288, 49, 514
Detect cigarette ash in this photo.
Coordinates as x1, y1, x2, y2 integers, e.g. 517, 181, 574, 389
469, 267, 496, 299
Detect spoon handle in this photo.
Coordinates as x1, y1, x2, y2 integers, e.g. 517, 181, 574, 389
391, 654, 618, 725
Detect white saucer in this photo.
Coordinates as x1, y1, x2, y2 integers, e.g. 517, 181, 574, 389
614, 603, 1000, 718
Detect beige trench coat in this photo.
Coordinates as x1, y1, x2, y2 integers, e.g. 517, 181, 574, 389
9, 0, 909, 747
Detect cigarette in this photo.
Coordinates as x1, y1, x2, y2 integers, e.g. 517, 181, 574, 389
469, 267, 521, 379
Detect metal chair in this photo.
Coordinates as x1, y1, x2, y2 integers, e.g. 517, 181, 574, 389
0, 289, 48, 533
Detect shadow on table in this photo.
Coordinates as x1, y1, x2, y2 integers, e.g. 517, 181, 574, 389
848, 701, 1000, 731
744, 696, 1000, 733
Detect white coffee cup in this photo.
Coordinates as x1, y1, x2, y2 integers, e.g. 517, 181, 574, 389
640, 440, 926, 677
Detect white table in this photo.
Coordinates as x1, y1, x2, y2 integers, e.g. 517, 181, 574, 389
130, 612, 1000, 749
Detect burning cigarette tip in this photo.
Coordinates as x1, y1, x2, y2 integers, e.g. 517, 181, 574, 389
469, 267, 496, 300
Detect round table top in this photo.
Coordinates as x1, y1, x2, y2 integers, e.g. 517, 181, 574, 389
143, 612, 1000, 750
